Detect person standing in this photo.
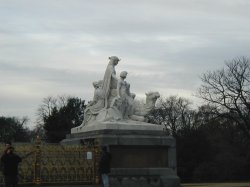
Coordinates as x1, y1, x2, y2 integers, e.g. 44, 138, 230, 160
1, 146, 22, 187
0, 141, 12, 173
98, 146, 112, 187
4, 141, 12, 150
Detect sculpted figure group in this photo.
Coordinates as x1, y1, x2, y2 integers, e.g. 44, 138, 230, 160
76, 56, 160, 129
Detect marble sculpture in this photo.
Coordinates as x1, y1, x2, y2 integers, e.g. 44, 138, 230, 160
72, 56, 160, 132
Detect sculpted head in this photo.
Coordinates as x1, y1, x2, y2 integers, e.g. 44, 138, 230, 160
120, 71, 128, 79
145, 92, 160, 106
109, 56, 120, 65
146, 92, 160, 100
92, 81, 99, 88
93, 80, 103, 88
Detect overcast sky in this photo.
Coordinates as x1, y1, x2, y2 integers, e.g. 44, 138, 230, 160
1, 0, 250, 128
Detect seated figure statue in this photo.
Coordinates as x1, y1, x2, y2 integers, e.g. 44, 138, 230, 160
83, 80, 105, 125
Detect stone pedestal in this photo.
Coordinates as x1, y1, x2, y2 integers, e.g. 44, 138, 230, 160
61, 121, 180, 187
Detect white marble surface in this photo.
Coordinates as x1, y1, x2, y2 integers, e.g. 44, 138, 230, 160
71, 120, 164, 133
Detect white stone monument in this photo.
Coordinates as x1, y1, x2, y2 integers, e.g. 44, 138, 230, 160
71, 56, 162, 134
62, 56, 180, 187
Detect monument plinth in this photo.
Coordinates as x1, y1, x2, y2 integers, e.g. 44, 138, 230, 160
61, 56, 180, 187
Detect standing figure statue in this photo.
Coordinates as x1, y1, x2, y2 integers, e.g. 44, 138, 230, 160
116, 71, 134, 119
102, 56, 120, 108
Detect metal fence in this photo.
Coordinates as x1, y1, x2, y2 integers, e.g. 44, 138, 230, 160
0, 137, 100, 186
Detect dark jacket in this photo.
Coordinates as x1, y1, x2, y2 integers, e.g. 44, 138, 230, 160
0, 153, 22, 176
98, 151, 112, 174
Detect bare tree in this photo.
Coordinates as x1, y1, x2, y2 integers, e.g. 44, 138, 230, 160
36, 96, 68, 124
37, 96, 57, 120
36, 95, 86, 142
198, 57, 250, 138
148, 95, 194, 136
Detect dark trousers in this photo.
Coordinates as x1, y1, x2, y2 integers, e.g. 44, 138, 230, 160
4, 175, 18, 187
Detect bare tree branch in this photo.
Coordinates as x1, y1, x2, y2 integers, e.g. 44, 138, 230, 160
197, 57, 250, 138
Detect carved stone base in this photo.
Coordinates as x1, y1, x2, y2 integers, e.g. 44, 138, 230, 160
62, 122, 180, 187
110, 168, 180, 187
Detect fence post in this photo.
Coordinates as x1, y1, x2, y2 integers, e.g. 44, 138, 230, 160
34, 135, 41, 185
94, 142, 101, 184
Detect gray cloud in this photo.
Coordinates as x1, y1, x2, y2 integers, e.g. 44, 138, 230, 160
0, 0, 250, 128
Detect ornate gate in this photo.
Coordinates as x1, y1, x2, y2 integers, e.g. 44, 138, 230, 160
0, 137, 100, 186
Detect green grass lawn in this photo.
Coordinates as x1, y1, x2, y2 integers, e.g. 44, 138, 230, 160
181, 183, 250, 187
